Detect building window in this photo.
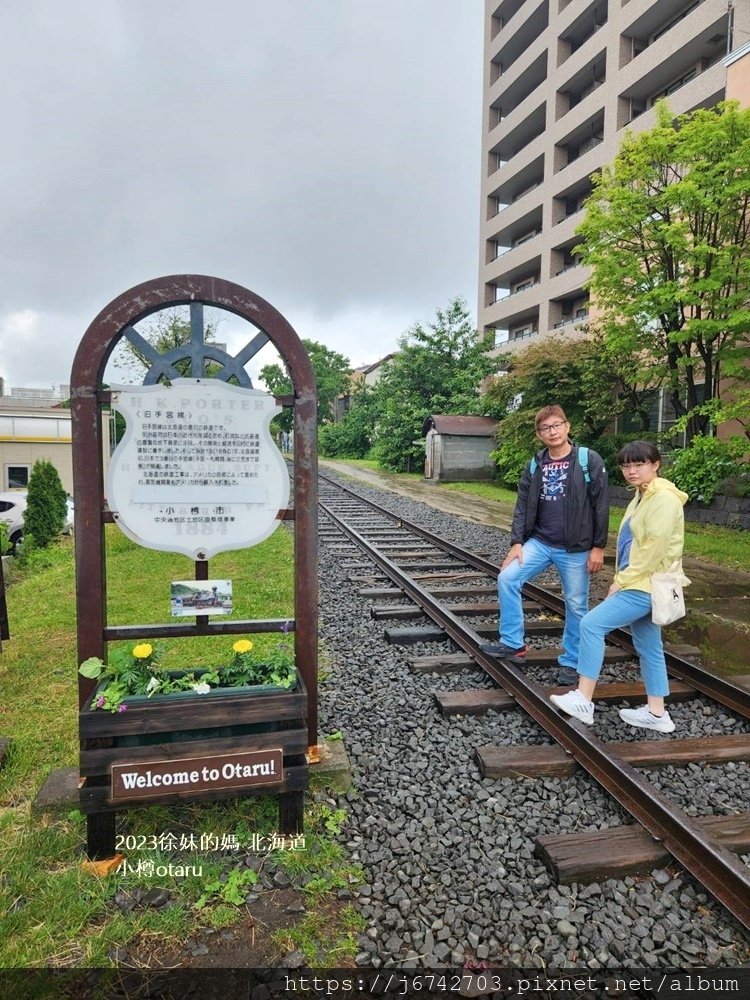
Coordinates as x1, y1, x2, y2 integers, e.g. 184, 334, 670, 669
650, 67, 697, 106
6, 465, 30, 489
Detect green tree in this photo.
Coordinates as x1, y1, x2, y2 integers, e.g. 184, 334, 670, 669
371, 298, 498, 471
576, 101, 750, 441
319, 383, 377, 458
260, 340, 352, 433
483, 335, 613, 487
113, 309, 220, 381
23, 460, 68, 549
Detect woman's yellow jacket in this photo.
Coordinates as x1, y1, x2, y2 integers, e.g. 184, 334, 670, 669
614, 477, 688, 594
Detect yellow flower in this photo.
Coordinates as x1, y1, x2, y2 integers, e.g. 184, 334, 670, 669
133, 643, 153, 660
233, 639, 253, 654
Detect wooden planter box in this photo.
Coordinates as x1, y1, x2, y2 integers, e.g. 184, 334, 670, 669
79, 670, 308, 830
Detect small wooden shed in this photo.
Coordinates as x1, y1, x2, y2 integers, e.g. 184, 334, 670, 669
422, 414, 498, 482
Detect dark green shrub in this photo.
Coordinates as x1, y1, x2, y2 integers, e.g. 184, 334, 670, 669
23, 460, 68, 548
718, 470, 750, 498
490, 410, 537, 490
663, 435, 746, 504
591, 432, 660, 486
319, 408, 373, 458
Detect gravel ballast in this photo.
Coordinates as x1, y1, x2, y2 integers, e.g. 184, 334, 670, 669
316, 470, 750, 970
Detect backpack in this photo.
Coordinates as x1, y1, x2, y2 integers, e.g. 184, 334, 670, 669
529, 445, 590, 484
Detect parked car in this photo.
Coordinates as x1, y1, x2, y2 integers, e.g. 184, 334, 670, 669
0, 492, 27, 552
0, 491, 74, 552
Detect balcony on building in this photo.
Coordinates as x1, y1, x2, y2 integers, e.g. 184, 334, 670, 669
617, 1, 728, 115
620, 0, 709, 68
488, 50, 547, 139
490, 0, 549, 84
490, 0, 527, 41
552, 173, 593, 226
490, 305, 541, 351
490, 103, 547, 169
485, 205, 544, 277
618, 36, 728, 130
549, 290, 590, 335
487, 255, 543, 310
487, 153, 544, 214
554, 110, 605, 174
557, 0, 608, 67
556, 51, 606, 123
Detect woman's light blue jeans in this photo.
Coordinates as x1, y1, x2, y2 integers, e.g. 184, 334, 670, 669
498, 537, 589, 669
577, 589, 669, 697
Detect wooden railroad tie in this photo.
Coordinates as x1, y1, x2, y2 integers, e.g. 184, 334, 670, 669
535, 811, 750, 884
371, 601, 541, 621
434, 680, 696, 716
386, 621, 564, 645
410, 647, 632, 674
475, 734, 750, 779
361, 585, 499, 599
394, 560, 463, 572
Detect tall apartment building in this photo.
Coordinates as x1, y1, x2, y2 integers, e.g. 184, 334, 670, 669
478, 0, 750, 355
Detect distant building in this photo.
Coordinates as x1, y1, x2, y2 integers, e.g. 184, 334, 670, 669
0, 380, 108, 492
334, 354, 396, 422
422, 414, 498, 482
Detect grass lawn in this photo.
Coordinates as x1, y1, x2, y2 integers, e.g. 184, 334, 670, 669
0, 528, 361, 969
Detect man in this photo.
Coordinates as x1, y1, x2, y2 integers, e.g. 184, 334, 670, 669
480, 405, 609, 686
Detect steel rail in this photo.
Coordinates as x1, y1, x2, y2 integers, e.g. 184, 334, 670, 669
319, 490, 750, 929
320, 475, 750, 719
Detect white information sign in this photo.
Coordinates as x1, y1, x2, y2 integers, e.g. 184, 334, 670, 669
106, 379, 290, 559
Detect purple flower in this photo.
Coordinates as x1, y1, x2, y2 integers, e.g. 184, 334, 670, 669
96, 696, 105, 708
117, 703, 128, 713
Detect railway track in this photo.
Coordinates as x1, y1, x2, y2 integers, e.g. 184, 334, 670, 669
318, 473, 750, 931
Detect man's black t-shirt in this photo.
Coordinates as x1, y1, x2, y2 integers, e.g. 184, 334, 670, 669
532, 450, 571, 548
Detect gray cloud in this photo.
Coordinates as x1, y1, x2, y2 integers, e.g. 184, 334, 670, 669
0, 0, 482, 385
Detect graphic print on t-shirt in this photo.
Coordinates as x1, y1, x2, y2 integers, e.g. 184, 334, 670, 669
533, 455, 571, 548
540, 458, 570, 502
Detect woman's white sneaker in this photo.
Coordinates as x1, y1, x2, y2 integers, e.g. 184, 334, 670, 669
619, 705, 675, 734
550, 689, 594, 725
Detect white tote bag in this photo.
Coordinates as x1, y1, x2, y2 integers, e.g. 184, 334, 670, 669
651, 562, 691, 626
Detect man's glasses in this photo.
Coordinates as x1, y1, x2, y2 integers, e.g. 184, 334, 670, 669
619, 461, 650, 469
537, 421, 567, 434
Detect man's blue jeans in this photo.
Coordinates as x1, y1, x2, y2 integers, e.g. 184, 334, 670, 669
497, 537, 589, 669
578, 589, 669, 697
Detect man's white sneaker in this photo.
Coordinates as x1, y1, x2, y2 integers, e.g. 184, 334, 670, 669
550, 689, 594, 726
619, 705, 675, 734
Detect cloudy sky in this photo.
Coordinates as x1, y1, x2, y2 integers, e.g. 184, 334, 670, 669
0, 0, 484, 390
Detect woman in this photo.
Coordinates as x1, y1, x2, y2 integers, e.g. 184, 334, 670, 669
550, 441, 687, 733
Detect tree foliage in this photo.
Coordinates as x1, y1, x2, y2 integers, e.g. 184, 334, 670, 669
664, 435, 747, 504
23, 460, 68, 549
260, 339, 352, 433
483, 335, 628, 487
318, 384, 377, 458
576, 101, 750, 441
370, 298, 499, 471
113, 310, 220, 381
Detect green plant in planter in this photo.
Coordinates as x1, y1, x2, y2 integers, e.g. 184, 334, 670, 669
222, 633, 296, 689
79, 630, 297, 713
79, 642, 166, 713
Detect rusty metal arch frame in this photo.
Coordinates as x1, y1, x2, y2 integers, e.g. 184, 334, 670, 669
70, 275, 318, 750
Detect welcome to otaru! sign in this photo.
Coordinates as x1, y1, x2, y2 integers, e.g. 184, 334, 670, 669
106, 378, 290, 560
111, 749, 283, 801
